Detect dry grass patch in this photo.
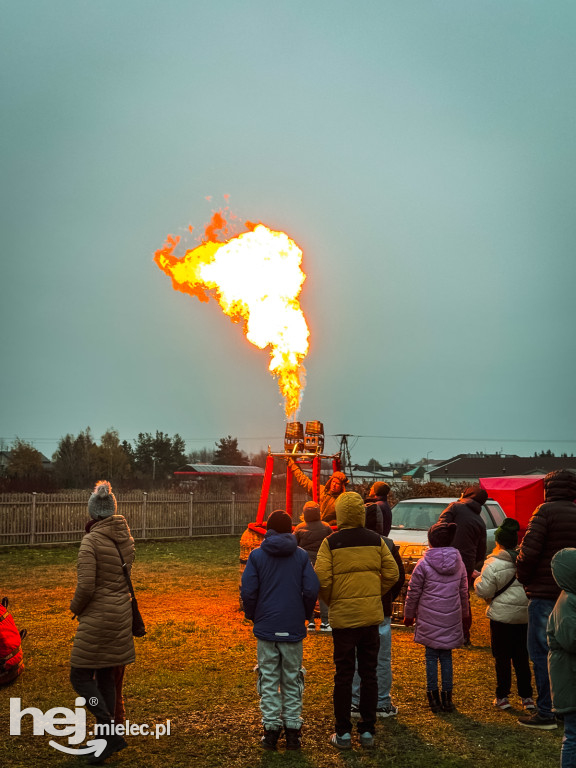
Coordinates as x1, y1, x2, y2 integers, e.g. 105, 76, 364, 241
0, 538, 563, 768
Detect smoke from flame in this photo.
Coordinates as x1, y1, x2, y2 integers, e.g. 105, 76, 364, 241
154, 214, 310, 419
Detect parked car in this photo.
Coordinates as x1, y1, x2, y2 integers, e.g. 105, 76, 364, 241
388, 496, 507, 622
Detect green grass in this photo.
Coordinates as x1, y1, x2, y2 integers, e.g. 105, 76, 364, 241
0, 538, 562, 768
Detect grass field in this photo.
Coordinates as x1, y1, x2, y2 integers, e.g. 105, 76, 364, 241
0, 538, 563, 768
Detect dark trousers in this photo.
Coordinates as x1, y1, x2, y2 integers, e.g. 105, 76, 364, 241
70, 666, 116, 724
490, 620, 533, 699
462, 573, 474, 643
332, 625, 379, 736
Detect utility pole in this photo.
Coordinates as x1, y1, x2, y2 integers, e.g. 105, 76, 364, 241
335, 434, 355, 485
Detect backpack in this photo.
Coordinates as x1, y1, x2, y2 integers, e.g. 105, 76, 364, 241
0, 597, 27, 685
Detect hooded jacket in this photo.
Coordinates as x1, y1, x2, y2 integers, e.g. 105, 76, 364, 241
240, 531, 319, 642
287, 458, 345, 524
547, 548, 576, 713
364, 494, 392, 537
437, 497, 487, 574
403, 547, 469, 649
474, 548, 528, 624
294, 504, 332, 553
517, 471, 576, 600
314, 492, 399, 629
70, 515, 135, 669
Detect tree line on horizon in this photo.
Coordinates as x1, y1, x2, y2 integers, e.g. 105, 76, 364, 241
0, 430, 265, 491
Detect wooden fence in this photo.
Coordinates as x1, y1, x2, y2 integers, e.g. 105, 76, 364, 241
0, 492, 309, 547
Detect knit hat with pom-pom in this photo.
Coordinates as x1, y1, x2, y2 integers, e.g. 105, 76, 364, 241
88, 480, 117, 520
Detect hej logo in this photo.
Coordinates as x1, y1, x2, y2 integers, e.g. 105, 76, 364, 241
10, 697, 171, 756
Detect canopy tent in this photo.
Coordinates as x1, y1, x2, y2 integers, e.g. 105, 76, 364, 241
480, 475, 545, 536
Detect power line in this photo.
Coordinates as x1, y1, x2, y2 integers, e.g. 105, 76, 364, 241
2, 433, 576, 445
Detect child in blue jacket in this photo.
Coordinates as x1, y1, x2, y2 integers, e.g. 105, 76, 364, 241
241, 510, 319, 752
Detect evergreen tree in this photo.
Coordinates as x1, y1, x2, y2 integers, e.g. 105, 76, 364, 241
213, 436, 249, 466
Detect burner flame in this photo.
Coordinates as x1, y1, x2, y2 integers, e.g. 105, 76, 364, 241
154, 219, 309, 419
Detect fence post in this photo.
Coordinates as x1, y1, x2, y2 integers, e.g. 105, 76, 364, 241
142, 492, 147, 540
189, 492, 194, 538
30, 493, 37, 545
231, 492, 236, 535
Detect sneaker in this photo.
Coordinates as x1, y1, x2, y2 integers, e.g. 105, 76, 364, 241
359, 731, 375, 749
521, 697, 536, 710
319, 623, 332, 633
350, 705, 361, 718
330, 732, 352, 750
377, 704, 399, 718
307, 620, 316, 631
517, 713, 557, 730
493, 697, 511, 710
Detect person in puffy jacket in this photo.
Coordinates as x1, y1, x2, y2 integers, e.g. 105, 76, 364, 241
69, 480, 135, 764
547, 548, 576, 768
474, 518, 534, 711
351, 501, 405, 718
403, 521, 469, 714
287, 457, 348, 523
294, 501, 332, 631
517, 469, 576, 730
363, 481, 392, 537
315, 491, 399, 750
438, 485, 487, 645
241, 510, 319, 752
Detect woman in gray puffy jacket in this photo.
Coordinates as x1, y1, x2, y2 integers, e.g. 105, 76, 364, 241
70, 480, 135, 764
474, 518, 534, 711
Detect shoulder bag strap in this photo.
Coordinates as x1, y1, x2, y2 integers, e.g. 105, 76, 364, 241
493, 574, 516, 600
101, 535, 136, 600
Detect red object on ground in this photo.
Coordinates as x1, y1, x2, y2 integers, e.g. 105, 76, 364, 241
0, 604, 24, 685
479, 476, 545, 539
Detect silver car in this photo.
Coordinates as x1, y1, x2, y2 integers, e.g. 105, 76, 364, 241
388, 496, 507, 621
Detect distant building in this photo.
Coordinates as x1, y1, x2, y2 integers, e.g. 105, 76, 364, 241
174, 464, 265, 480
427, 454, 576, 485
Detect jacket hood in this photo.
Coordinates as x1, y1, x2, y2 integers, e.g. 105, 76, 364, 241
335, 492, 365, 529
544, 470, 576, 502
261, 530, 298, 557
464, 499, 483, 515
423, 546, 462, 576
551, 548, 576, 593
90, 514, 132, 544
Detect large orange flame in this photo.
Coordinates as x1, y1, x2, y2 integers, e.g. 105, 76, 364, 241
154, 218, 309, 419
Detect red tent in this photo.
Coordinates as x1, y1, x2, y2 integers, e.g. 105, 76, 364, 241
480, 476, 545, 538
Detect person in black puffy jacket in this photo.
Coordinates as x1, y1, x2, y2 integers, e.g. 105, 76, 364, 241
516, 469, 576, 730
438, 485, 487, 645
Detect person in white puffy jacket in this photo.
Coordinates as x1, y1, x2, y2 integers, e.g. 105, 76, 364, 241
474, 518, 535, 711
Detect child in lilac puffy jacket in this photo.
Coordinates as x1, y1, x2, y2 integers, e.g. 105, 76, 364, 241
403, 521, 469, 713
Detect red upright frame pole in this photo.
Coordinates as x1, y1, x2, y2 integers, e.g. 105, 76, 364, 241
312, 455, 321, 503
286, 461, 294, 520
255, 454, 274, 526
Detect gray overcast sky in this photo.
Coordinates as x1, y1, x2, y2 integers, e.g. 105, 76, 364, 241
1, 0, 576, 465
